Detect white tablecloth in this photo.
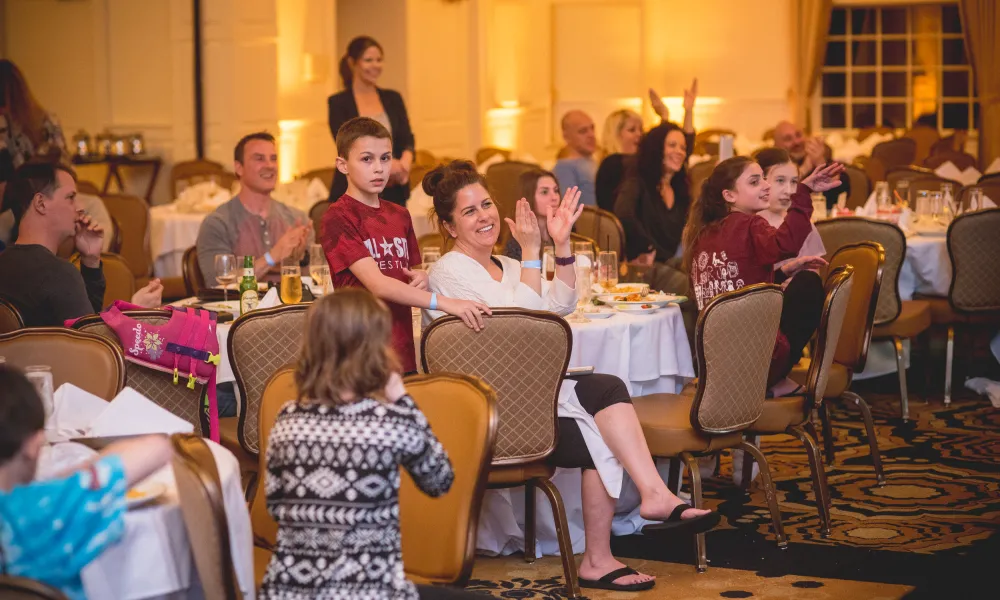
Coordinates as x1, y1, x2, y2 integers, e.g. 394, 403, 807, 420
150, 206, 209, 279
38, 440, 254, 600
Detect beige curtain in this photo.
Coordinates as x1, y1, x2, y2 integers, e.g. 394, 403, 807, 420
791, 0, 833, 128
960, 0, 1000, 165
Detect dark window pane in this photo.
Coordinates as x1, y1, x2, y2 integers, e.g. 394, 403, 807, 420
853, 103, 876, 129
825, 41, 846, 66
942, 71, 970, 97
882, 8, 907, 34
883, 103, 907, 129
852, 41, 877, 66
942, 103, 970, 129
822, 104, 846, 129
942, 5, 961, 34
823, 73, 847, 97
883, 40, 907, 65
883, 72, 907, 97
942, 39, 967, 65
851, 8, 876, 35
973, 102, 979, 129
852, 72, 876, 97
829, 8, 847, 35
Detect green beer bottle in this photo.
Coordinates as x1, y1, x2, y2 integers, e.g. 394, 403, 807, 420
239, 255, 259, 315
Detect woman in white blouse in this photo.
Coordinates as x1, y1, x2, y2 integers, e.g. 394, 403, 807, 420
422, 161, 718, 593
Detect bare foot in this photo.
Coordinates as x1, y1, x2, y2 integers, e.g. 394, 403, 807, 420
578, 555, 654, 587
639, 488, 713, 521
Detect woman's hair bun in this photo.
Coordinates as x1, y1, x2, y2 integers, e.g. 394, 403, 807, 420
421, 166, 447, 197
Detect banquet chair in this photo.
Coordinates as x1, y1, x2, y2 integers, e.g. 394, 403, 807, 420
418, 232, 445, 255
71, 310, 209, 435
70, 252, 136, 306
923, 151, 977, 172
956, 181, 1000, 211
689, 159, 716, 204
790, 243, 887, 483
0, 576, 68, 600
868, 138, 916, 183
632, 284, 786, 572
901, 175, 963, 202
308, 200, 329, 238
0, 296, 24, 334
409, 162, 437, 191
102, 193, 188, 299
76, 179, 102, 196
576, 205, 626, 258
228, 304, 310, 458
171, 159, 237, 198
747, 268, 855, 536
299, 167, 336, 191
693, 129, 736, 156
415, 149, 437, 167
569, 232, 597, 256
816, 218, 930, 421
978, 171, 1000, 184
421, 309, 581, 598
171, 434, 242, 600
885, 165, 933, 192
182, 246, 206, 296
485, 160, 539, 249
476, 147, 512, 165
842, 164, 871, 210
0, 328, 125, 399
923, 209, 1000, 405
903, 126, 940, 164
858, 126, 895, 142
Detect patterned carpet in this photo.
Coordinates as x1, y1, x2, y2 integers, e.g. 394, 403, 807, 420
464, 379, 1000, 599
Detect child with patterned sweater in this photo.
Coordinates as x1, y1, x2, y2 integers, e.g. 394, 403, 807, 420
682, 157, 844, 395
259, 289, 476, 600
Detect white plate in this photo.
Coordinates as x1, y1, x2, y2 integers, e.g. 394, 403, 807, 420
597, 293, 684, 307
614, 305, 659, 315
592, 283, 649, 296
582, 310, 615, 320
126, 481, 166, 509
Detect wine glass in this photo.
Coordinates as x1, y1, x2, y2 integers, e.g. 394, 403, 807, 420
895, 179, 911, 208
280, 259, 303, 304
969, 187, 984, 212
543, 247, 556, 281
596, 251, 618, 291
214, 254, 238, 303
929, 191, 943, 220
308, 244, 327, 282
573, 241, 595, 292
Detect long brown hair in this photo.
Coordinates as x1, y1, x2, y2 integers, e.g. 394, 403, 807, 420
0, 60, 48, 147
339, 36, 383, 90
682, 156, 753, 269
518, 168, 559, 212
295, 289, 400, 405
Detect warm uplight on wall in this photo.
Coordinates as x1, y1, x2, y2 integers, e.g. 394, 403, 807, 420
485, 103, 523, 150
278, 119, 305, 183
651, 96, 724, 131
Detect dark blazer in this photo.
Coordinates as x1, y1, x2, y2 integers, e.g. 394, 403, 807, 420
327, 88, 415, 206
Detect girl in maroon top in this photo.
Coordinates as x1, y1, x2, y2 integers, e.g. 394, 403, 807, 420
681, 156, 844, 394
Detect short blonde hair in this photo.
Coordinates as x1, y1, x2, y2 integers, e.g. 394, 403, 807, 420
295, 289, 400, 405
601, 109, 643, 157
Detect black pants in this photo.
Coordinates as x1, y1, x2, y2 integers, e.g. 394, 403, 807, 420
547, 374, 632, 470
770, 270, 825, 386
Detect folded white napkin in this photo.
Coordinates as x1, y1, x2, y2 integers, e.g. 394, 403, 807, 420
860, 191, 878, 216
174, 181, 233, 214
934, 161, 963, 183
258, 287, 281, 309
88, 387, 195, 437
51, 383, 109, 434
897, 207, 913, 232
983, 195, 997, 209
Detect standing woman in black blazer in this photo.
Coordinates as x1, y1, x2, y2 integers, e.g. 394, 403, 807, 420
328, 36, 415, 206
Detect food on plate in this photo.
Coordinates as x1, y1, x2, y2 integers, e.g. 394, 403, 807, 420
613, 293, 646, 302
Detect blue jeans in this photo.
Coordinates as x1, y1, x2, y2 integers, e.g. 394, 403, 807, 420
216, 382, 237, 417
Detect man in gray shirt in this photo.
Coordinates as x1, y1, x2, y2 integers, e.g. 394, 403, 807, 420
552, 110, 598, 207
196, 132, 312, 282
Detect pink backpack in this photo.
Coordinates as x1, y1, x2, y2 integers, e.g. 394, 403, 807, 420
68, 300, 222, 441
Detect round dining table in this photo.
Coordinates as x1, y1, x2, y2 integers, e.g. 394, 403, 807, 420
37, 439, 255, 599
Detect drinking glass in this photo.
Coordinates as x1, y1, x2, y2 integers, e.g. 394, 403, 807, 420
915, 190, 929, 221
573, 241, 595, 291
421, 246, 441, 269
969, 187, 984, 211
25, 365, 54, 427
810, 193, 827, 222
279, 260, 303, 304
308, 243, 327, 282
894, 179, 910, 207
875, 181, 890, 209
214, 254, 238, 303
596, 251, 618, 290
940, 183, 954, 205
929, 191, 943, 219
543, 247, 556, 281
311, 264, 332, 295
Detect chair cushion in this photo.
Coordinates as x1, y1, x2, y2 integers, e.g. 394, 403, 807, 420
632, 394, 743, 457
749, 395, 809, 433
253, 545, 272, 589
488, 462, 556, 486
789, 360, 851, 398
915, 294, 1000, 326
219, 416, 256, 476
873, 300, 931, 339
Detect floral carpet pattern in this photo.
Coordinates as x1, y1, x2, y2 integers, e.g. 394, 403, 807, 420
466, 385, 1000, 598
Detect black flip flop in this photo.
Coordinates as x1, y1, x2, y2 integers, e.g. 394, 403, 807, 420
642, 503, 721, 535
578, 566, 655, 592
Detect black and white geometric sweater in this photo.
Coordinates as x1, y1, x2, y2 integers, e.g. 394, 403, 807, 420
257, 395, 454, 600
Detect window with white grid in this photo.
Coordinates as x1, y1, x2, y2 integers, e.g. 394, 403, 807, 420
818, 4, 977, 132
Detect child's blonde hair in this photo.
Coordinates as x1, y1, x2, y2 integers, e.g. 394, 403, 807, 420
295, 289, 400, 405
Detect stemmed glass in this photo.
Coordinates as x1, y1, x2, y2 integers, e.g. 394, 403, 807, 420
308, 244, 331, 295
214, 254, 238, 303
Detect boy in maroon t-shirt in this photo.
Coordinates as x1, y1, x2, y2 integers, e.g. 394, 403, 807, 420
321, 117, 490, 372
